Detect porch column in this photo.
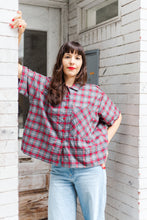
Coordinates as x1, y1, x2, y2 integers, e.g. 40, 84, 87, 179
0, 1, 19, 219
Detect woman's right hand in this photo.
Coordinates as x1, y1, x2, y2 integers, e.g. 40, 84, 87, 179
9, 10, 27, 45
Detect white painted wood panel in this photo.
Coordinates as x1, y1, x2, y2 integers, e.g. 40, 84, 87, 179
0, 128, 17, 140
0, 63, 18, 75
121, 0, 140, 15
0, 203, 18, 219
69, 1, 141, 219
0, 178, 18, 192
0, 0, 18, 10
0, 140, 18, 153
0, 1, 18, 218
122, 10, 140, 26
0, 166, 18, 179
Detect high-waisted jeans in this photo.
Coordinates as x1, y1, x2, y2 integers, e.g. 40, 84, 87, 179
48, 163, 107, 220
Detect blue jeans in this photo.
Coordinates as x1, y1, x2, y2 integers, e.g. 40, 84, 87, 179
48, 164, 106, 220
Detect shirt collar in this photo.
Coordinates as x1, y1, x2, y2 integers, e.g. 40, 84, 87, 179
68, 83, 81, 91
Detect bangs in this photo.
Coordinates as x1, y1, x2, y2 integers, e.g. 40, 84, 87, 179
62, 41, 84, 56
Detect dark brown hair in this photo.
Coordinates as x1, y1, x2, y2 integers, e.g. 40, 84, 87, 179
48, 41, 87, 106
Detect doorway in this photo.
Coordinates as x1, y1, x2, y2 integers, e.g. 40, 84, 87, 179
18, 3, 62, 219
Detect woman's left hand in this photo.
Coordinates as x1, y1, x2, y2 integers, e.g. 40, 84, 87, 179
9, 10, 27, 45
101, 151, 108, 169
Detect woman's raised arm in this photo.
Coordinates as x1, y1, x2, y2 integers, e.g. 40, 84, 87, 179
9, 11, 27, 78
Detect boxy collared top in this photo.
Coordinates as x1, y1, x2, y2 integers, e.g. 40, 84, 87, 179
18, 66, 120, 168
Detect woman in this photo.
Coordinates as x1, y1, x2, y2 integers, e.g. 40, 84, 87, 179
10, 11, 122, 220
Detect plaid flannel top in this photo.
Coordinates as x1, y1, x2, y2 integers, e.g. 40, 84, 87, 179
18, 66, 120, 168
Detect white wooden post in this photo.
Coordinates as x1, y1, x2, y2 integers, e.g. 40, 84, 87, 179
0, 1, 19, 219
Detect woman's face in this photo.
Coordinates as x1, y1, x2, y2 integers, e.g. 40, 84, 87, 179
62, 50, 83, 81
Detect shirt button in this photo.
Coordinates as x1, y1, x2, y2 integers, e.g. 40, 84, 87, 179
65, 106, 68, 109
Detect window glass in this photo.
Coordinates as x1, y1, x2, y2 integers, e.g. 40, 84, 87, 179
96, 1, 118, 24
86, 0, 118, 29
18, 30, 47, 128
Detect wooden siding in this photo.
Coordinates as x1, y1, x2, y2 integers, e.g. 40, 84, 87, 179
69, 0, 141, 219
139, 1, 147, 219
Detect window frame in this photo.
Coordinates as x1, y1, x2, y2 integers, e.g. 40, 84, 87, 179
77, 0, 121, 33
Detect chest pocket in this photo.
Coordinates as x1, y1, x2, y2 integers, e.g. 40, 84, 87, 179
69, 106, 96, 139
47, 106, 72, 139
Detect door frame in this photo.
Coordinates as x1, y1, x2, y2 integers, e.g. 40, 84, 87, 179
19, 0, 68, 44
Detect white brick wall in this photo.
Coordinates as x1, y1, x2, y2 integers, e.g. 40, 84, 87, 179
69, 0, 141, 219
0, 1, 19, 219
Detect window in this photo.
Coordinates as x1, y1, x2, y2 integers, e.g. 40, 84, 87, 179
78, 0, 119, 32
18, 30, 47, 129
96, 0, 118, 25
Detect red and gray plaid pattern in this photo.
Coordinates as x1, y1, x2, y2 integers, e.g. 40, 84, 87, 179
18, 66, 120, 168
